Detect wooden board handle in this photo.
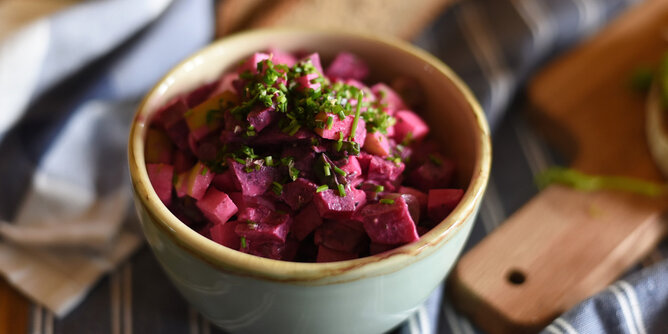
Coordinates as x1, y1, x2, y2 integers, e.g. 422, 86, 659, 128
449, 185, 667, 334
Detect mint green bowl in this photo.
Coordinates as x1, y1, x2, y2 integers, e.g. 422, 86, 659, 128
128, 28, 490, 334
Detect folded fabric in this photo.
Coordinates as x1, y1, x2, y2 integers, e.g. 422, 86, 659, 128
0, 0, 213, 317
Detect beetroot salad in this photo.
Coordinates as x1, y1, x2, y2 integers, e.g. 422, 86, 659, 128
144, 50, 464, 262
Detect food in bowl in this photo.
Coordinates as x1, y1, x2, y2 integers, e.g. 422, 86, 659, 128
144, 50, 464, 262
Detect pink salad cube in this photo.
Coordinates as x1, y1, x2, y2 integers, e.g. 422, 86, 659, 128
314, 113, 367, 146
325, 52, 369, 80
228, 159, 279, 197
174, 161, 214, 200
358, 196, 419, 245
393, 110, 429, 143
237, 52, 271, 75
195, 188, 238, 225
427, 188, 464, 222
209, 220, 240, 249
146, 163, 174, 206
291, 203, 324, 241
313, 187, 366, 219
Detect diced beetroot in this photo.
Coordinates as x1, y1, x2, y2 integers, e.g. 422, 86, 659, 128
369, 242, 396, 255
298, 53, 324, 74
314, 113, 366, 146
247, 106, 278, 132
399, 186, 428, 214
185, 80, 218, 108
316, 245, 357, 262
281, 145, 316, 178
212, 169, 239, 193
427, 189, 464, 222
165, 119, 190, 151
407, 140, 440, 168
209, 220, 241, 249
251, 124, 314, 145
281, 178, 317, 211
356, 152, 373, 176
169, 196, 205, 226
174, 162, 214, 200
338, 219, 365, 232
145, 128, 173, 164
235, 213, 291, 243
268, 47, 297, 67
147, 163, 174, 206
195, 188, 238, 225
156, 98, 188, 129
173, 150, 196, 173
407, 157, 455, 192
314, 221, 366, 253
338, 156, 362, 178
228, 159, 279, 196
283, 237, 300, 261
241, 239, 286, 260
238, 52, 271, 75
336, 156, 363, 186
367, 156, 405, 183
358, 196, 419, 245
371, 83, 407, 111
292, 203, 323, 241
296, 73, 321, 92
198, 222, 213, 239
383, 193, 421, 223
326, 52, 369, 81
235, 196, 276, 224
393, 110, 429, 143
211, 72, 239, 96
363, 132, 391, 157
313, 187, 366, 219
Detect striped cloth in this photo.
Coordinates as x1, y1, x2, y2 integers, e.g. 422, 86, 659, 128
2, 0, 667, 333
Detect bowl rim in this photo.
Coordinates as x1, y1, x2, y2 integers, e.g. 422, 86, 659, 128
128, 28, 491, 284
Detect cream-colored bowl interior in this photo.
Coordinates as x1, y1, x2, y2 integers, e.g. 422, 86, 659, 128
129, 29, 490, 283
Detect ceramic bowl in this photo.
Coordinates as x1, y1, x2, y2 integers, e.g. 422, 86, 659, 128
128, 28, 490, 334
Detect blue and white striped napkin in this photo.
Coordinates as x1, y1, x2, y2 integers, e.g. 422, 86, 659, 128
0, 0, 213, 317
2, 0, 667, 333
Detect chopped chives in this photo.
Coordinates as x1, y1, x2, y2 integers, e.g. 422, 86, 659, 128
264, 155, 274, 166
200, 166, 208, 175
234, 158, 246, 164
335, 132, 344, 151
289, 166, 300, 181
316, 184, 329, 193
349, 91, 363, 141
288, 124, 301, 136
272, 181, 283, 195
241, 237, 247, 248
332, 165, 347, 177
337, 184, 346, 197
429, 154, 443, 166
375, 185, 384, 192
324, 163, 331, 176
380, 199, 395, 205
326, 116, 334, 130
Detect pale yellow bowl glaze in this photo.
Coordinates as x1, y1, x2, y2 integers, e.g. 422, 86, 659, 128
129, 29, 491, 334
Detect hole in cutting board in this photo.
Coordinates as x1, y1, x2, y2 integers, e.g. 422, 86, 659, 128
507, 269, 526, 285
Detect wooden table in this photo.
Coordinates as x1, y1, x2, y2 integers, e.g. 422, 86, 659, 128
0, 279, 29, 334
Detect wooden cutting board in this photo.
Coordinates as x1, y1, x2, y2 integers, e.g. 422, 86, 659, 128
449, 0, 668, 333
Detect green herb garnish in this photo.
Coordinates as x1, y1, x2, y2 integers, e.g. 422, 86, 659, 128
337, 184, 346, 197
272, 181, 283, 195
316, 184, 329, 193
380, 199, 395, 205
240, 237, 247, 249
375, 185, 384, 192
349, 91, 363, 141
536, 166, 666, 197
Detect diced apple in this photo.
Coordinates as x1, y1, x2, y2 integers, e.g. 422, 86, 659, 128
363, 132, 391, 157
